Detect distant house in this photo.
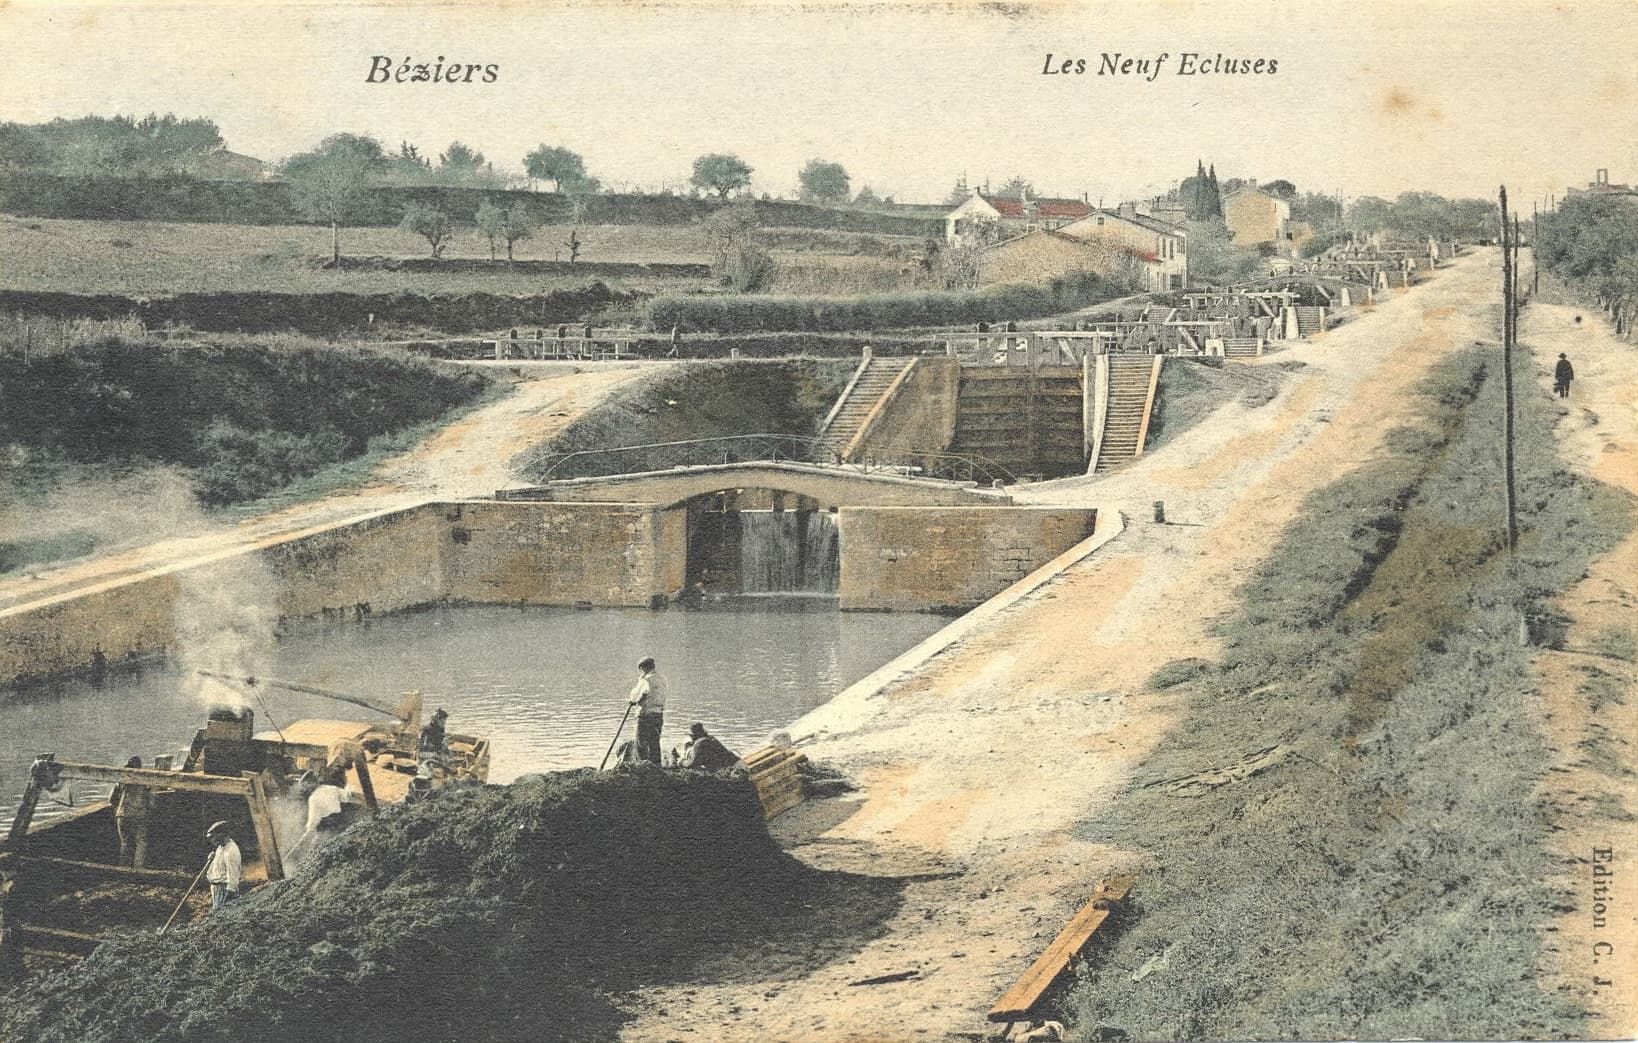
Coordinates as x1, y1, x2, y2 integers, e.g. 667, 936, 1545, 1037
1223, 185, 1292, 251
945, 191, 1094, 241
1057, 204, 1188, 292
1566, 168, 1638, 198
193, 149, 269, 181
978, 228, 1117, 287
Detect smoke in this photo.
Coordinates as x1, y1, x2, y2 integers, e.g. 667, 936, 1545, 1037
0, 462, 210, 576
174, 554, 281, 709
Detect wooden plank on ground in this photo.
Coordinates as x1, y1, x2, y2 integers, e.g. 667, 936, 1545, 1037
988, 874, 1136, 1023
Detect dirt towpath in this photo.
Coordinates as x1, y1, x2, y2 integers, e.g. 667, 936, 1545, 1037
618, 254, 1506, 1042
0, 363, 648, 613
1519, 300, 1638, 1038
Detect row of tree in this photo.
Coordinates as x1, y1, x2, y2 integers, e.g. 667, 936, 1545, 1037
1536, 193, 1638, 335
0, 114, 225, 178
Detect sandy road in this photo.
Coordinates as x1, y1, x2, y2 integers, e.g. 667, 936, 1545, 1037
0, 363, 648, 613
618, 254, 1508, 1042
1520, 300, 1638, 1039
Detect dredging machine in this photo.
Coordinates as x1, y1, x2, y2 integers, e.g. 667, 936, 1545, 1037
0, 674, 489, 976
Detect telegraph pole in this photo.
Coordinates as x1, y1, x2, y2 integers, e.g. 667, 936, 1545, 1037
1499, 186, 1519, 554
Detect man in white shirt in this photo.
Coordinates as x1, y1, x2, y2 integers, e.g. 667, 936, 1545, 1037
204, 821, 242, 912
305, 778, 349, 835
627, 656, 668, 765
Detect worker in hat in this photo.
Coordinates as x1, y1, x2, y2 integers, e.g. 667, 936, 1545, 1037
203, 821, 242, 911
418, 708, 450, 766
627, 656, 668, 765
678, 723, 744, 774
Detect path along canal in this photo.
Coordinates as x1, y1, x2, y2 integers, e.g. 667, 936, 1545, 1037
0, 601, 947, 828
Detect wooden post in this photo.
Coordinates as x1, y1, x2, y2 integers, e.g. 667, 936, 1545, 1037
6, 776, 43, 841
244, 772, 285, 882
1499, 186, 1518, 555
353, 758, 379, 813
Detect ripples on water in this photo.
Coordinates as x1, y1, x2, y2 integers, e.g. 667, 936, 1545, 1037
0, 602, 948, 826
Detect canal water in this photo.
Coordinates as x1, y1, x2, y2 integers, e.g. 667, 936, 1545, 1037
0, 602, 947, 827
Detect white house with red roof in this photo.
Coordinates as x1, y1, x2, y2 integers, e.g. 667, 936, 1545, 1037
945, 190, 1094, 241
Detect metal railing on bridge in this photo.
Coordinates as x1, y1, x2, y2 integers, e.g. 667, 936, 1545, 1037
522, 433, 1016, 486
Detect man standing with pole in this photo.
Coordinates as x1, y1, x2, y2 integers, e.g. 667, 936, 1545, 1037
203, 821, 242, 913
628, 656, 668, 766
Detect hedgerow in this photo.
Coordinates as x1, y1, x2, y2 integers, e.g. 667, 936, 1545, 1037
647, 271, 1113, 333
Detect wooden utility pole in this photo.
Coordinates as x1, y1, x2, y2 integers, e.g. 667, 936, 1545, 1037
1533, 203, 1541, 296
1499, 186, 1519, 554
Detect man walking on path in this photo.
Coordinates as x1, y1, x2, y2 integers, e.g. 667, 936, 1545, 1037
203, 821, 242, 912
628, 656, 668, 765
1554, 352, 1575, 398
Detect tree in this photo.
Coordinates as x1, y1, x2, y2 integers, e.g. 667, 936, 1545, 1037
440, 141, 485, 174
945, 175, 972, 206
476, 200, 505, 260
525, 145, 593, 192
691, 153, 753, 199
1264, 179, 1297, 200
854, 185, 881, 207
995, 175, 1033, 200
283, 133, 386, 264
476, 201, 539, 261
798, 159, 851, 204
1182, 160, 1223, 221
401, 203, 454, 259
1185, 219, 1261, 284
701, 201, 774, 291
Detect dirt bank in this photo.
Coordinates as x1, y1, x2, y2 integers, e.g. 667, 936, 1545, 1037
616, 253, 1521, 1040
1521, 299, 1638, 1038
0, 770, 906, 1043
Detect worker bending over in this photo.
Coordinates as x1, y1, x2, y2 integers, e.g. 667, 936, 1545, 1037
678, 723, 744, 773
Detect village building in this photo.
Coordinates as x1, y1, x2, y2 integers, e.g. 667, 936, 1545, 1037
1222, 184, 1294, 253
1565, 168, 1638, 198
193, 149, 269, 181
1056, 204, 1188, 292
976, 228, 1117, 287
944, 191, 1094, 242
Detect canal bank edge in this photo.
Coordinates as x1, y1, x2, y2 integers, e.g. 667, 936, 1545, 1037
789, 508, 1125, 744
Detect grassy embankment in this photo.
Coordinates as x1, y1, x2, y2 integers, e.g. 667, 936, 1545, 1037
1143, 356, 1302, 453
518, 358, 854, 481
0, 320, 492, 570
1065, 344, 1634, 1040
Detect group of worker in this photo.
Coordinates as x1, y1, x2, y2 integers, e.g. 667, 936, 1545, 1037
621, 655, 744, 772
193, 658, 742, 919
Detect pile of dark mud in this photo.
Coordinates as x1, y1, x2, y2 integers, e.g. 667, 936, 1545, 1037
1, 769, 813, 1043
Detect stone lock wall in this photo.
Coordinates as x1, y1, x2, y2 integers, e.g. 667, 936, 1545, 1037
837, 506, 1098, 612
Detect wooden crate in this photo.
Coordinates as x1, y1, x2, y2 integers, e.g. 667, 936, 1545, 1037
744, 746, 808, 820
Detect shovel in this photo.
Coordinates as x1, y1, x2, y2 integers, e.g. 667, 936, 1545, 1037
158, 858, 211, 935
598, 703, 635, 770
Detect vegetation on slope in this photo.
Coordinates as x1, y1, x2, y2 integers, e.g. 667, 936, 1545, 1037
0, 321, 489, 508
519, 359, 853, 480
1066, 345, 1634, 1040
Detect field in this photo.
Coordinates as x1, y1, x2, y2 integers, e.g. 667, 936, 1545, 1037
0, 215, 927, 298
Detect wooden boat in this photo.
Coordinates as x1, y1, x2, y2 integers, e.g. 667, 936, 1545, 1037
0, 676, 488, 977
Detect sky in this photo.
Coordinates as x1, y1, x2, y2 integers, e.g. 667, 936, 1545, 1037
1, 0, 1633, 207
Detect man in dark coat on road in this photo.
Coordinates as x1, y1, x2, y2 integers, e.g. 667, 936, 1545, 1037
1554, 353, 1575, 398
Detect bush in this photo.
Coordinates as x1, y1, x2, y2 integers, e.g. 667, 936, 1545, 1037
0, 334, 488, 504
647, 271, 1112, 333
193, 421, 350, 505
